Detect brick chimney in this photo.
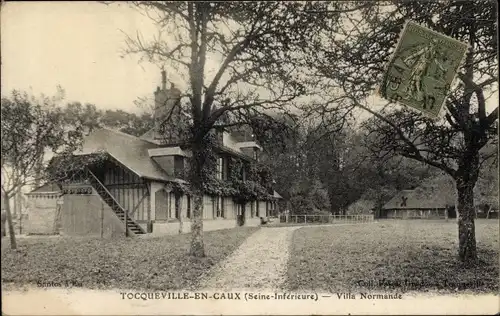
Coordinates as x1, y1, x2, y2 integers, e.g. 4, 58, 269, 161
153, 70, 182, 141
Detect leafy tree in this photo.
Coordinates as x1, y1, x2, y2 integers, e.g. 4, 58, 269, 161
475, 140, 499, 217
100, 109, 130, 128
123, 1, 334, 257
1, 89, 84, 249
100, 109, 154, 137
289, 179, 330, 216
62, 102, 102, 135
245, 112, 302, 203
123, 112, 154, 137
310, 0, 498, 265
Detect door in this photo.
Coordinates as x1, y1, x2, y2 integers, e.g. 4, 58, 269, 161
155, 190, 168, 220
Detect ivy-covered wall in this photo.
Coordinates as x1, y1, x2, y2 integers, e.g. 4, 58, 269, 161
171, 133, 276, 204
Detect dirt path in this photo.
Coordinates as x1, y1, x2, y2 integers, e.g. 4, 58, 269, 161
198, 226, 300, 291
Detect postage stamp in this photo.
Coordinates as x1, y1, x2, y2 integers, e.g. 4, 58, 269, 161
378, 21, 469, 118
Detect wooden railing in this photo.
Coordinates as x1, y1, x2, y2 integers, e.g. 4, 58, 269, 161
278, 214, 375, 224
86, 168, 146, 235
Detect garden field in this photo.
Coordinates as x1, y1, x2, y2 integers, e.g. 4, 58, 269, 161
1, 227, 258, 291
287, 220, 499, 293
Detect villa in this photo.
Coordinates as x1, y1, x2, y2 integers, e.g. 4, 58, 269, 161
25, 71, 281, 236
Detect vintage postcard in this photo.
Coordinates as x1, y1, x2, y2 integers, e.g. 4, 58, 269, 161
1, 1, 498, 315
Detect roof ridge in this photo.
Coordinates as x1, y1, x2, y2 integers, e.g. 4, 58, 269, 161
100, 127, 144, 141
100, 127, 160, 146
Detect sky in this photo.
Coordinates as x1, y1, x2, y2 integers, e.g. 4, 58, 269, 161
1, 2, 497, 117
1, 2, 171, 113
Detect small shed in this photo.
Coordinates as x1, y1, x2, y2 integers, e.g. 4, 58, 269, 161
25, 183, 62, 234
381, 187, 456, 219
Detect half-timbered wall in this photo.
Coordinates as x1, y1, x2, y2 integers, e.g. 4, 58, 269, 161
257, 201, 266, 217
102, 161, 150, 222
222, 197, 237, 219
203, 195, 215, 219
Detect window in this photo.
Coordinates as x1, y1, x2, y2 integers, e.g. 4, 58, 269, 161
241, 167, 247, 181
217, 158, 223, 179
212, 196, 224, 218
250, 201, 255, 218
253, 150, 258, 161
187, 195, 191, 219
222, 158, 228, 180
175, 195, 180, 219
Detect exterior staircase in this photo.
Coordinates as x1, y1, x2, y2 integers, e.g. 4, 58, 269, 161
86, 168, 146, 236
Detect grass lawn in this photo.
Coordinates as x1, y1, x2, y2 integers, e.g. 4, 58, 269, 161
1, 227, 258, 291
287, 220, 499, 294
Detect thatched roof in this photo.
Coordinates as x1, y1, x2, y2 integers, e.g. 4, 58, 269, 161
383, 187, 456, 210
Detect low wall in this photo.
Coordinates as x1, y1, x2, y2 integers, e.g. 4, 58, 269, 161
26, 194, 59, 235
146, 217, 261, 236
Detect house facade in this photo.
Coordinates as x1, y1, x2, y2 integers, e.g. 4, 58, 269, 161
28, 71, 281, 236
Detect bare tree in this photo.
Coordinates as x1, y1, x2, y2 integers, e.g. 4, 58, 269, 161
122, 1, 337, 257
1, 89, 84, 249
309, 0, 498, 265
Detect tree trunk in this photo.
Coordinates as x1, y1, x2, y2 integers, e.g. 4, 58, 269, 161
34, 154, 44, 189
4, 196, 17, 250
190, 192, 204, 256
189, 140, 206, 258
241, 202, 246, 226
486, 205, 492, 219
456, 180, 477, 265
1, 209, 6, 237
176, 193, 183, 234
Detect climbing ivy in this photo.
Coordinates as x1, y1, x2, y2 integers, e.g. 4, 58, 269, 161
230, 157, 274, 203
47, 150, 108, 182
193, 132, 275, 202
172, 181, 192, 196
